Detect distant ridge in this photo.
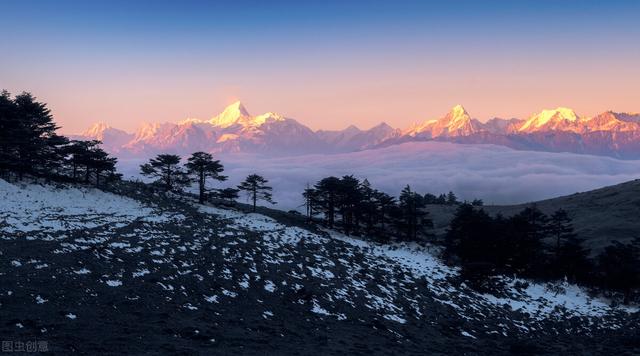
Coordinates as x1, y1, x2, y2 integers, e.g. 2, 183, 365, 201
76, 103, 640, 159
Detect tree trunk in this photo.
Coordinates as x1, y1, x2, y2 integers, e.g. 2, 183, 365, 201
199, 170, 205, 204
252, 186, 257, 212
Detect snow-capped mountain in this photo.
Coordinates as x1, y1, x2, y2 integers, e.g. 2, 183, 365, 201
391, 106, 640, 158
517, 107, 581, 133
71, 122, 134, 153
75, 102, 640, 159
404, 104, 483, 139
77, 102, 327, 157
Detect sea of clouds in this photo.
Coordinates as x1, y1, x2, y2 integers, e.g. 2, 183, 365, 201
118, 142, 640, 210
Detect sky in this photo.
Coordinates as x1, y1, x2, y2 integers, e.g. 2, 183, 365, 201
1, 0, 639, 134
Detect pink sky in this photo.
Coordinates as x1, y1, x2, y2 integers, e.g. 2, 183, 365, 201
2, 1, 639, 134
41, 59, 639, 134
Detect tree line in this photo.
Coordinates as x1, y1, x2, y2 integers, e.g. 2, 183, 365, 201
0, 91, 119, 186
138, 153, 274, 212
303, 176, 433, 242
444, 204, 640, 300
303, 175, 639, 300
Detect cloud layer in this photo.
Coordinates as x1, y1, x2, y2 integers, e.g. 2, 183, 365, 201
119, 142, 640, 210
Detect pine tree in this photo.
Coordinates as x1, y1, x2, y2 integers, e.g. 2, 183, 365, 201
506, 205, 548, 274
302, 184, 319, 222
374, 191, 396, 237
446, 191, 458, 205
40, 134, 70, 181
90, 148, 119, 187
445, 204, 499, 284
185, 152, 227, 204
471, 198, 484, 206
548, 209, 576, 257
218, 187, 240, 207
237, 174, 275, 212
397, 185, 433, 241
0, 91, 19, 177
423, 193, 437, 204
314, 176, 342, 228
140, 154, 190, 192
12, 92, 59, 178
337, 175, 362, 235
359, 179, 377, 236
597, 241, 640, 301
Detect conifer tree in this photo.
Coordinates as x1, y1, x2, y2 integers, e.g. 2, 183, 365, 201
12, 92, 59, 178
337, 175, 362, 235
185, 152, 227, 204
374, 191, 396, 235
314, 176, 342, 228
140, 154, 190, 192
0, 91, 19, 176
90, 148, 119, 187
446, 191, 458, 205
548, 209, 576, 257
397, 185, 433, 241
218, 187, 240, 207
302, 184, 320, 222
238, 174, 275, 212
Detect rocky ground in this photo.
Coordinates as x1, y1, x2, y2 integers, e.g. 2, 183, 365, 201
0, 179, 638, 355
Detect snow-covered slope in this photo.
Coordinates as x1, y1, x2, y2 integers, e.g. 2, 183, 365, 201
1, 179, 637, 353
518, 107, 581, 133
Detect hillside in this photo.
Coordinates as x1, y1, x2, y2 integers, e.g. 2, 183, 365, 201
429, 179, 640, 251
1, 179, 639, 354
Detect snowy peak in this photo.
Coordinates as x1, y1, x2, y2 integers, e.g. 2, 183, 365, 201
405, 104, 479, 138
209, 101, 252, 128
447, 104, 471, 123
519, 107, 580, 132
77, 122, 134, 152
207, 101, 287, 129
82, 122, 112, 138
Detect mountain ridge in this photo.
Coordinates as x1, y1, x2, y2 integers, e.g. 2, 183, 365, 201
75, 102, 640, 159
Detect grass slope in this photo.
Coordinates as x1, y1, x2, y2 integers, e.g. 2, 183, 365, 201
429, 179, 640, 251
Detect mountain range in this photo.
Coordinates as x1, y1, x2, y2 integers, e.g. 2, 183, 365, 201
74, 102, 640, 159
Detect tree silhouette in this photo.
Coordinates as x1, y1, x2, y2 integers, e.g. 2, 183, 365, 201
140, 154, 189, 192
597, 241, 640, 301
337, 175, 362, 235
0, 89, 120, 184
185, 152, 227, 204
314, 176, 341, 228
446, 191, 458, 205
218, 187, 240, 207
397, 185, 433, 241
90, 147, 119, 187
238, 174, 275, 212
0, 92, 60, 179
375, 191, 396, 240
302, 184, 320, 222
548, 209, 576, 258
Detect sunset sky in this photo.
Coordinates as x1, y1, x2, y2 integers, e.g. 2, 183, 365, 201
1, 0, 639, 133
